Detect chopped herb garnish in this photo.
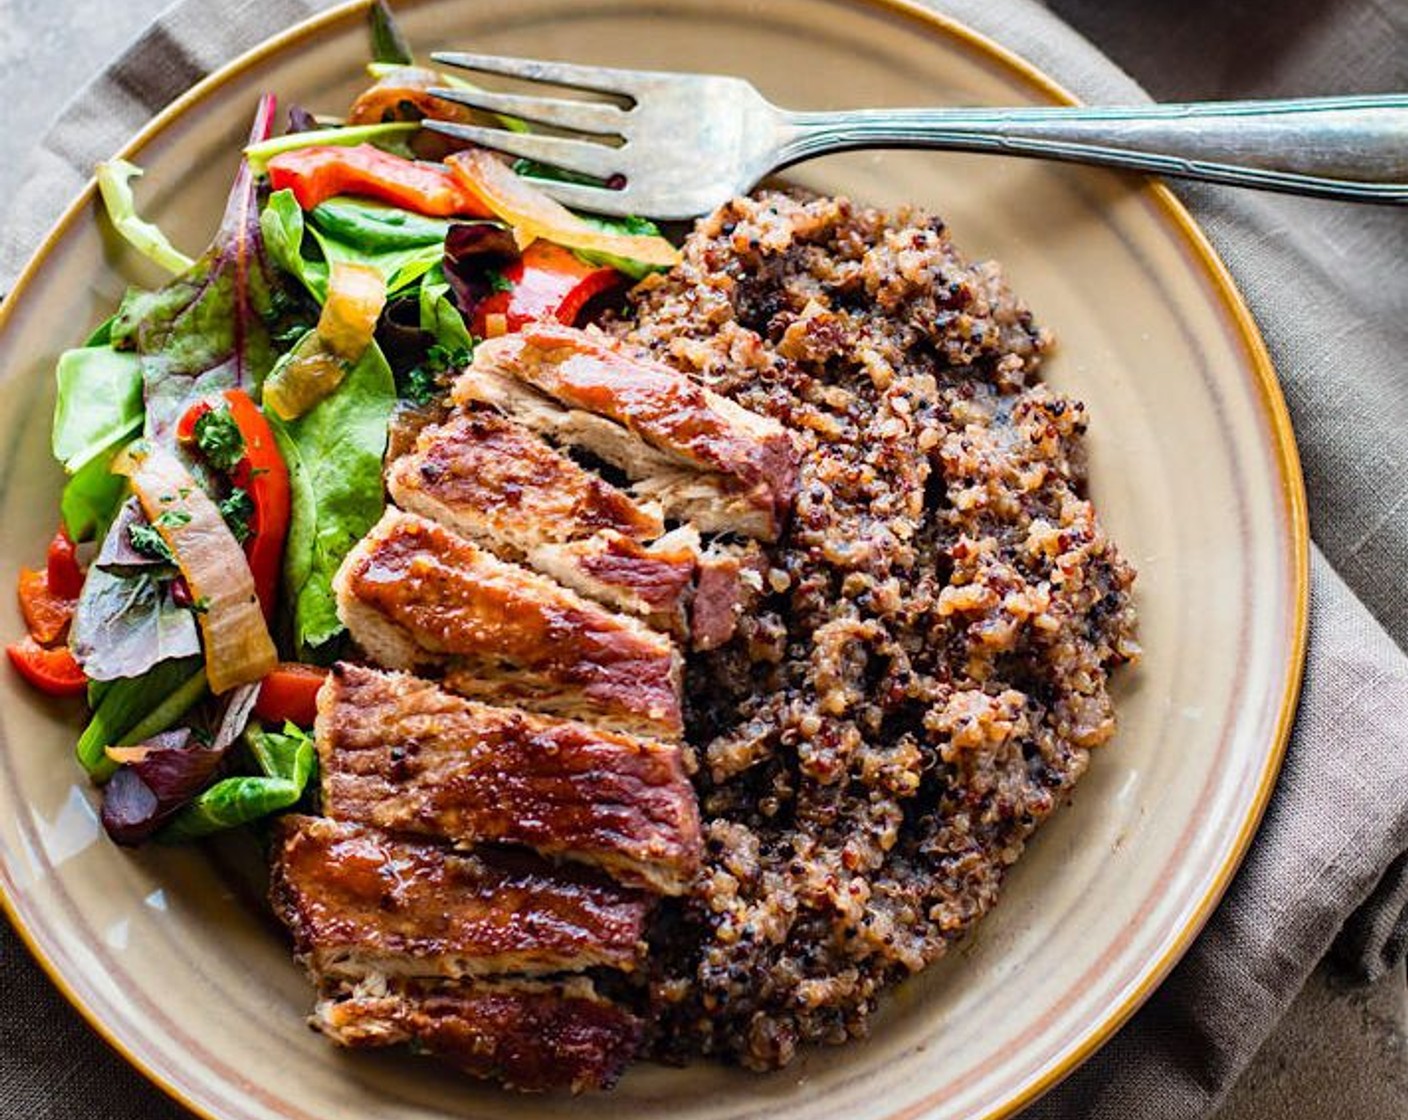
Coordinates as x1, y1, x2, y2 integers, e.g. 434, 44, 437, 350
193, 406, 246, 473
155, 509, 192, 529
398, 344, 472, 406
128, 522, 174, 562
486, 269, 514, 294
218, 487, 256, 544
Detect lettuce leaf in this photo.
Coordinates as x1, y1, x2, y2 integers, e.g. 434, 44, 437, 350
94, 160, 195, 276
50, 341, 144, 539
111, 96, 310, 438
271, 340, 395, 655
52, 343, 142, 468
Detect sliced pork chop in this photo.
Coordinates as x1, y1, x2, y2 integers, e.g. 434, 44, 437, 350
334, 509, 683, 739
386, 407, 664, 550
317, 664, 702, 894
314, 975, 643, 1093
270, 816, 650, 982
456, 324, 800, 540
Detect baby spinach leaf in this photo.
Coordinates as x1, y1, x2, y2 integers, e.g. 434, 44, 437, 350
158, 722, 316, 842
271, 340, 395, 655
417, 263, 473, 352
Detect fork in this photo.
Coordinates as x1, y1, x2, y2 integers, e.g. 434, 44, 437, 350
424, 51, 1408, 220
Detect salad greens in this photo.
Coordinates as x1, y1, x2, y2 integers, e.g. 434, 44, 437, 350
112, 98, 310, 437
369, 0, 415, 66
76, 656, 205, 781
272, 338, 395, 656
51, 342, 144, 538
94, 159, 195, 276
161, 722, 316, 841
264, 188, 452, 301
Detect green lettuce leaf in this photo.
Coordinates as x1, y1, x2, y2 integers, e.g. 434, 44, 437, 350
261, 188, 328, 302
50, 342, 144, 539
159, 722, 316, 842
271, 340, 395, 655
51, 345, 143, 472
94, 159, 195, 276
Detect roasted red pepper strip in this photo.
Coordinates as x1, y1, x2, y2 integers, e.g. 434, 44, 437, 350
175, 400, 213, 444
223, 390, 290, 620
45, 527, 85, 599
471, 241, 623, 337
7, 635, 86, 697
17, 567, 75, 646
177, 390, 291, 620
267, 145, 491, 217
254, 663, 330, 727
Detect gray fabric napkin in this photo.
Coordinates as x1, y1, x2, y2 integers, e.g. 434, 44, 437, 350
2, 1, 1406, 1117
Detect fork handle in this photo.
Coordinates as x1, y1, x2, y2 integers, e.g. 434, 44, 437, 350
780, 95, 1408, 203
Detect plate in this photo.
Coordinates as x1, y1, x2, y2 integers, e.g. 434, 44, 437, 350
0, 1, 1307, 1118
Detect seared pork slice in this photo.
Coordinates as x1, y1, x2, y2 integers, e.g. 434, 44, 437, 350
318, 664, 702, 894
334, 509, 683, 738
387, 408, 664, 549
270, 816, 650, 981
456, 324, 800, 540
454, 365, 774, 538
314, 975, 643, 1093
528, 528, 697, 637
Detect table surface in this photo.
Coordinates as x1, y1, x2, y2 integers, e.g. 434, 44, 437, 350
0, 0, 1404, 1117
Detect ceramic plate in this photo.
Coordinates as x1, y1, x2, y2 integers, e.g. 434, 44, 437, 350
0, 1, 1307, 1118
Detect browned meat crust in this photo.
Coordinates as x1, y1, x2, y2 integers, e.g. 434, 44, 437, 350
269, 816, 650, 981
314, 976, 643, 1093
317, 664, 702, 894
387, 407, 664, 549
334, 509, 683, 738
461, 323, 800, 540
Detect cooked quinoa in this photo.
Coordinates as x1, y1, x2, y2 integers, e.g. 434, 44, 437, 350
611, 192, 1139, 1070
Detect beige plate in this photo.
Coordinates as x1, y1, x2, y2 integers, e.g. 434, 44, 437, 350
0, 1, 1307, 1117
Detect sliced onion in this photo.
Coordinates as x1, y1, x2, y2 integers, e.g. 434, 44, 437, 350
114, 443, 277, 693
445, 149, 680, 268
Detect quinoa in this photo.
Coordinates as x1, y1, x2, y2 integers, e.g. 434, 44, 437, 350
610, 192, 1139, 1070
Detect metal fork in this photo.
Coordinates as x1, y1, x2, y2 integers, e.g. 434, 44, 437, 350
425, 51, 1408, 220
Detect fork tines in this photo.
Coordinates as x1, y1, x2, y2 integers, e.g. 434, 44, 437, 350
426, 51, 642, 188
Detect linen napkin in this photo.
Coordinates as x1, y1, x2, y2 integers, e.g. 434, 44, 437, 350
2, 1, 1406, 1117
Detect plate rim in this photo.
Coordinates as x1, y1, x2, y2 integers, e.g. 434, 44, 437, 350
0, 1, 1309, 1117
